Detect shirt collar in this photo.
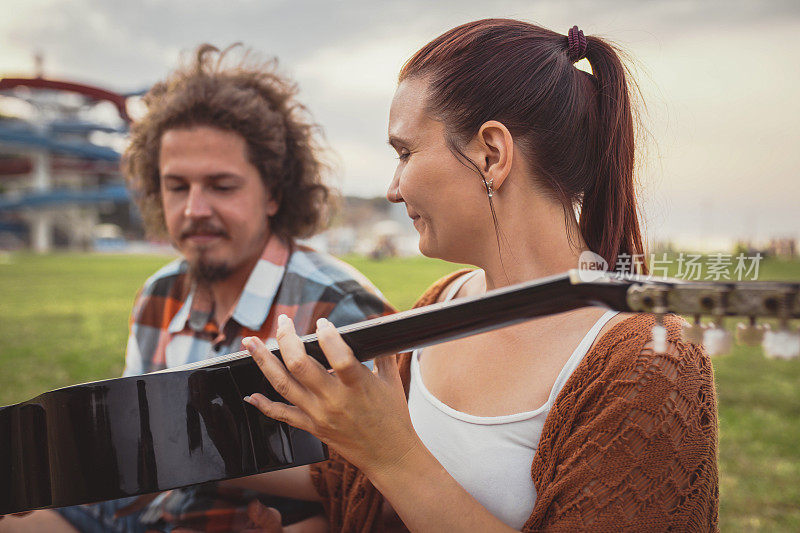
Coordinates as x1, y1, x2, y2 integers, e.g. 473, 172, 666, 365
168, 235, 292, 334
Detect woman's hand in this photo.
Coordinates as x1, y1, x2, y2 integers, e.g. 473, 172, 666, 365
242, 315, 420, 478
244, 315, 515, 532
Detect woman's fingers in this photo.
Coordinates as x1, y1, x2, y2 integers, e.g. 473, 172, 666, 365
315, 318, 367, 386
374, 353, 402, 386
244, 393, 315, 433
275, 314, 330, 394
243, 336, 311, 407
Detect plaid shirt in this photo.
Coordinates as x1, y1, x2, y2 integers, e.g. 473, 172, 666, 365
124, 235, 391, 375
120, 235, 393, 530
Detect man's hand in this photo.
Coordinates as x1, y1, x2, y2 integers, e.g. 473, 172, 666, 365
243, 501, 283, 532
173, 502, 283, 533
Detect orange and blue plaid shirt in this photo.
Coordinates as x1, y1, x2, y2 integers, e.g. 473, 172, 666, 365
121, 235, 393, 530
124, 235, 391, 375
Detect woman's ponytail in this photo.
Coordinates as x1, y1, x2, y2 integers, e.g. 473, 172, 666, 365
581, 36, 647, 274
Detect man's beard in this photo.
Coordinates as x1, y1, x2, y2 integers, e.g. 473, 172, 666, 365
189, 257, 233, 284
179, 220, 233, 283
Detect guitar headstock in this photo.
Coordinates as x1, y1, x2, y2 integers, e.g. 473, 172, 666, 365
568, 269, 800, 358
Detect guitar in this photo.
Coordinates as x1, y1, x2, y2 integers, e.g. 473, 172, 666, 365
1, 270, 798, 515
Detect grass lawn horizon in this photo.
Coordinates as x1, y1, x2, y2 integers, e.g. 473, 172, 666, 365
0, 251, 798, 530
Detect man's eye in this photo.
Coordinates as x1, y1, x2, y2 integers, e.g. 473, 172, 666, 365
166, 184, 188, 192
214, 184, 236, 192
397, 151, 410, 162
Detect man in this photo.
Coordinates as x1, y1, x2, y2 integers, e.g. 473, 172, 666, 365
2, 44, 390, 532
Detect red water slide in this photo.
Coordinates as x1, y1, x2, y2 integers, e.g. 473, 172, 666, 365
0, 77, 130, 121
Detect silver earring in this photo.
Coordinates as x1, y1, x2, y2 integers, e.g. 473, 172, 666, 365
486, 179, 494, 197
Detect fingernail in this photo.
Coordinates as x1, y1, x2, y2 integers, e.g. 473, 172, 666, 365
316, 317, 332, 330
243, 395, 251, 403
278, 314, 291, 330
244, 337, 260, 352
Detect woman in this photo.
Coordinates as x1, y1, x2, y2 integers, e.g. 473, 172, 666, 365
242, 19, 718, 531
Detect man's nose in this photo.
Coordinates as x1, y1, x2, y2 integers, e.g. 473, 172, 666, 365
184, 186, 212, 218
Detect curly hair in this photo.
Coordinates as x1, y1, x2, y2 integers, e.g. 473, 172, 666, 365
124, 44, 332, 239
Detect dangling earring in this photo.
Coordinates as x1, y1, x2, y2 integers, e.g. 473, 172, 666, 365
485, 179, 494, 197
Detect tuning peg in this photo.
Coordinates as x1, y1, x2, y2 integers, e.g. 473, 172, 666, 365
649, 291, 669, 353
682, 314, 705, 344
652, 314, 668, 353
736, 317, 769, 346
703, 324, 733, 356
787, 331, 800, 359
762, 326, 800, 359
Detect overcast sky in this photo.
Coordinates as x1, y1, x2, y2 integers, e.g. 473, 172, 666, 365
1, 0, 798, 246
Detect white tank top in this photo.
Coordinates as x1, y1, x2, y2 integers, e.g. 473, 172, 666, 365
408, 270, 618, 529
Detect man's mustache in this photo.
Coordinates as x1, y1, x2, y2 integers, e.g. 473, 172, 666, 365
179, 222, 229, 240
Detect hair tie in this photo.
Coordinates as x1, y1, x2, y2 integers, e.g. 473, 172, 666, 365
567, 26, 587, 62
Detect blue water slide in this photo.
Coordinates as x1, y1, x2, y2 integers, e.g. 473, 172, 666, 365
49, 120, 128, 135
0, 184, 129, 211
0, 124, 120, 161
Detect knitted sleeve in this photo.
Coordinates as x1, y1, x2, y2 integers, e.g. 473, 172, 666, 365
525, 314, 719, 532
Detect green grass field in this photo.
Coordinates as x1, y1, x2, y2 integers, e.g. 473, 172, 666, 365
1, 252, 798, 530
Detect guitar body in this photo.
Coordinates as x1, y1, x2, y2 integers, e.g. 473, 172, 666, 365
0, 359, 326, 514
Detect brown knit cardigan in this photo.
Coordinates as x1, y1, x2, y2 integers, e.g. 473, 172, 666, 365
310, 270, 720, 532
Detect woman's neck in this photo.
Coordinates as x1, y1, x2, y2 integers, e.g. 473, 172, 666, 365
477, 196, 588, 291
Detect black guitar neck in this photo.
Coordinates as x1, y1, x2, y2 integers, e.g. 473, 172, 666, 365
175, 271, 633, 374
301, 271, 632, 364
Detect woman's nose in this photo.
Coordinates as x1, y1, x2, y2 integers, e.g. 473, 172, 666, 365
385, 174, 403, 204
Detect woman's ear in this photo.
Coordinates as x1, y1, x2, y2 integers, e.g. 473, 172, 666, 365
474, 120, 514, 192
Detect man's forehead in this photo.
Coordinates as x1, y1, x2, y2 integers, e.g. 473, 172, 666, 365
158, 126, 256, 180
160, 126, 248, 152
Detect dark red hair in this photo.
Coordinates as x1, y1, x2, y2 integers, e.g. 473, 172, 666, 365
400, 19, 647, 273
